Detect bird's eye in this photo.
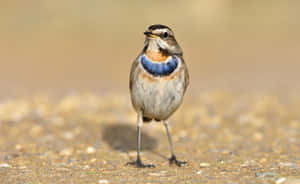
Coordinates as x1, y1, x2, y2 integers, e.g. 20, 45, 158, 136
163, 32, 169, 38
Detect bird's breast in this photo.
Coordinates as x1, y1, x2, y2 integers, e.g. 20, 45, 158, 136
130, 53, 187, 120
132, 64, 186, 120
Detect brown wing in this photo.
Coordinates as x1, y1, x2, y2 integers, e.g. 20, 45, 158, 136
129, 56, 140, 91
181, 58, 190, 93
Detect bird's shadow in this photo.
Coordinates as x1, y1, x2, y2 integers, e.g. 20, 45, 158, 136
102, 123, 158, 152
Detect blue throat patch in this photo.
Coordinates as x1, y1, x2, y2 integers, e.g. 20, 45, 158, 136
141, 55, 178, 76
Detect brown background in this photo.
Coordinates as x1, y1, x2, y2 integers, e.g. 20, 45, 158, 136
0, 2, 300, 183
1, 0, 300, 95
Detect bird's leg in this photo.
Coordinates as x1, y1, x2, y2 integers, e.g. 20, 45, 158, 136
163, 120, 187, 167
127, 112, 155, 168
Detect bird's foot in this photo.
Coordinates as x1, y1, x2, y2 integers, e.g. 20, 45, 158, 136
169, 155, 187, 167
126, 159, 155, 168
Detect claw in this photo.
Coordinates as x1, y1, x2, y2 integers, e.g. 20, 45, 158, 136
126, 159, 155, 168
169, 155, 187, 167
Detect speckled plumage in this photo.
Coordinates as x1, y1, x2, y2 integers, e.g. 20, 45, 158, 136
128, 24, 189, 168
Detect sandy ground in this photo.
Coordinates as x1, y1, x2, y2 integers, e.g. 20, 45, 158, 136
0, 91, 299, 184
1, 1, 300, 183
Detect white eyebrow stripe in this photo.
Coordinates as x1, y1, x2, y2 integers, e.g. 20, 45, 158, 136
152, 28, 173, 36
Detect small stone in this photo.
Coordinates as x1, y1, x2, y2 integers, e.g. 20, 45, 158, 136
86, 146, 96, 154
90, 158, 97, 163
199, 163, 210, 167
196, 170, 202, 175
66, 159, 77, 165
0, 163, 11, 168
15, 144, 23, 151
241, 160, 256, 167
255, 172, 276, 178
148, 171, 168, 176
149, 172, 163, 176
99, 179, 109, 184
83, 165, 90, 170
221, 150, 231, 154
160, 171, 167, 174
278, 162, 297, 169
259, 158, 267, 163
276, 177, 287, 184
240, 162, 249, 167
56, 167, 69, 171
60, 148, 73, 156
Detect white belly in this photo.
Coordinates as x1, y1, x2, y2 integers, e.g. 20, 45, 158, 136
131, 70, 185, 121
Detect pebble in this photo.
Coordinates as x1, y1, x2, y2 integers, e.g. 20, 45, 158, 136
0, 163, 11, 168
66, 159, 77, 165
99, 179, 109, 184
255, 172, 276, 178
60, 148, 73, 156
199, 163, 210, 168
86, 146, 96, 154
149, 173, 160, 176
56, 167, 69, 171
18, 166, 27, 169
160, 171, 167, 174
149, 172, 163, 176
90, 158, 97, 163
83, 165, 90, 170
196, 170, 202, 175
240, 160, 256, 167
15, 144, 23, 151
276, 177, 287, 184
149, 171, 167, 176
278, 162, 297, 169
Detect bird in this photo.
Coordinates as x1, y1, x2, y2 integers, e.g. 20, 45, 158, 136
128, 24, 189, 168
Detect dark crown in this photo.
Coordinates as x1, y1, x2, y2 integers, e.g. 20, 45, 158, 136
148, 24, 171, 31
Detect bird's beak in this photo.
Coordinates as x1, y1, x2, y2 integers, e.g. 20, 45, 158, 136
144, 31, 159, 38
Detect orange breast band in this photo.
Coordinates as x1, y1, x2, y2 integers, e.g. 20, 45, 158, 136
146, 51, 169, 63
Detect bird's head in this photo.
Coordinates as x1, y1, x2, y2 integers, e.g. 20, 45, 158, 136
143, 24, 182, 56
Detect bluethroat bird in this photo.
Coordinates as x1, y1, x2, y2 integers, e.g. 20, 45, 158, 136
128, 24, 189, 168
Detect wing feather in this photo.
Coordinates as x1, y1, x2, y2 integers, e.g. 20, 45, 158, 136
180, 57, 189, 93
129, 55, 141, 91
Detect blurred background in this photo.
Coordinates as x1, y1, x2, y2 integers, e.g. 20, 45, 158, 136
1, 2, 300, 183
1, 0, 300, 95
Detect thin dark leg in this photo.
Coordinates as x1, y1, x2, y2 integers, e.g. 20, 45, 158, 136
164, 121, 187, 167
136, 125, 143, 164
127, 114, 155, 168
